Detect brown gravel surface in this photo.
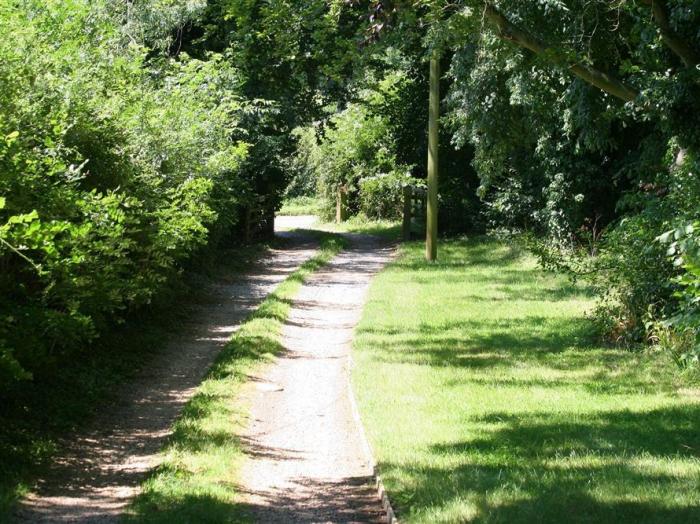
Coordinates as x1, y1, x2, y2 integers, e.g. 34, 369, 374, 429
238, 233, 395, 523
13, 217, 319, 524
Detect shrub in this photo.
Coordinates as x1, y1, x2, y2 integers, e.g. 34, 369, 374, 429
0, 1, 252, 384
658, 220, 700, 367
358, 171, 414, 220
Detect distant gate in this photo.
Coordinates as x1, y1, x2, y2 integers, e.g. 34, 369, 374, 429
243, 196, 275, 242
402, 185, 426, 241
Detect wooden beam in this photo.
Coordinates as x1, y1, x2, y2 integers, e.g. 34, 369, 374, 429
426, 52, 440, 262
402, 185, 412, 241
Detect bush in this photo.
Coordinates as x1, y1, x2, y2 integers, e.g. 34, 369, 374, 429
358, 171, 414, 220
658, 216, 700, 366
0, 1, 253, 384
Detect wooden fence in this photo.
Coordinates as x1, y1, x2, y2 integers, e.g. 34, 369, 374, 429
243, 196, 275, 243
334, 184, 426, 241
402, 185, 426, 241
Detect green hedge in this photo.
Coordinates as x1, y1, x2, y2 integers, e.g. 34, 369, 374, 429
0, 2, 259, 384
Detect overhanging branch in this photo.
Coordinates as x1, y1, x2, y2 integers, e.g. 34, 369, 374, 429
482, 3, 638, 102
639, 0, 699, 68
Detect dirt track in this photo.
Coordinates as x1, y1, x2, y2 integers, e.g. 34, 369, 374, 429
14, 218, 318, 523
237, 233, 395, 523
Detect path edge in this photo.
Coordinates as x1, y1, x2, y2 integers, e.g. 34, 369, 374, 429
347, 355, 399, 524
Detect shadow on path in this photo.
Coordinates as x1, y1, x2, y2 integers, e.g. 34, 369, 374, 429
13, 226, 319, 523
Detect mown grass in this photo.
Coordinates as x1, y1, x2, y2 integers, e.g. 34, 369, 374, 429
278, 195, 323, 216
321, 215, 402, 240
126, 232, 345, 523
352, 237, 700, 523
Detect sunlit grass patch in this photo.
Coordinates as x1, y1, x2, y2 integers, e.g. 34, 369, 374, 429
127, 233, 345, 523
320, 215, 402, 240
278, 196, 323, 216
353, 237, 700, 523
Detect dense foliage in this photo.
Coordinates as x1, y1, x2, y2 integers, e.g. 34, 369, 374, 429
324, 0, 700, 362
3, 0, 700, 384
0, 0, 324, 385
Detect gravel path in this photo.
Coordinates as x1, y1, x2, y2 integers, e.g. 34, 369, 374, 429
238, 233, 395, 523
14, 217, 318, 523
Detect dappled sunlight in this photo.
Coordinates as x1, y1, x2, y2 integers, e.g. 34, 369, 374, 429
125, 233, 346, 522
353, 237, 700, 523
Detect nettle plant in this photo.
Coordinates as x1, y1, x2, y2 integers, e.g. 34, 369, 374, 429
658, 221, 700, 367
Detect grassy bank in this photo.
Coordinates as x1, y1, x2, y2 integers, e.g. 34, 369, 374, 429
126, 232, 345, 523
352, 237, 700, 523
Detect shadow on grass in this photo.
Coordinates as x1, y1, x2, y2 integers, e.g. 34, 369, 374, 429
361, 236, 700, 523
359, 316, 598, 368
450, 405, 700, 459
383, 403, 700, 523
383, 458, 700, 523
125, 323, 283, 522
361, 319, 666, 395
397, 237, 524, 269
395, 239, 595, 304
138, 476, 388, 523
127, 489, 242, 524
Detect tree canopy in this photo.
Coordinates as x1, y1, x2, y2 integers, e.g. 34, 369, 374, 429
2, 0, 700, 383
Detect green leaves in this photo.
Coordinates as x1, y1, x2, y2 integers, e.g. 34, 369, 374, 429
0, 1, 258, 383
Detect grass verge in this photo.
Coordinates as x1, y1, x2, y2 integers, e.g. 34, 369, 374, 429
352, 237, 700, 523
278, 196, 323, 216
125, 232, 345, 523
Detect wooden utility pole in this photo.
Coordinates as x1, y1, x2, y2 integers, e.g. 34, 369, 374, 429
426, 52, 439, 261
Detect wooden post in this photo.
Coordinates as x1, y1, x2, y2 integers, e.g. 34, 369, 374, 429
336, 185, 348, 223
402, 185, 412, 241
426, 52, 440, 261
264, 201, 275, 239
244, 206, 252, 243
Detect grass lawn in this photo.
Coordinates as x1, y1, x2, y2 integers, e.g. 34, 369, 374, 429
320, 215, 402, 240
352, 237, 700, 523
126, 233, 345, 523
278, 196, 323, 216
